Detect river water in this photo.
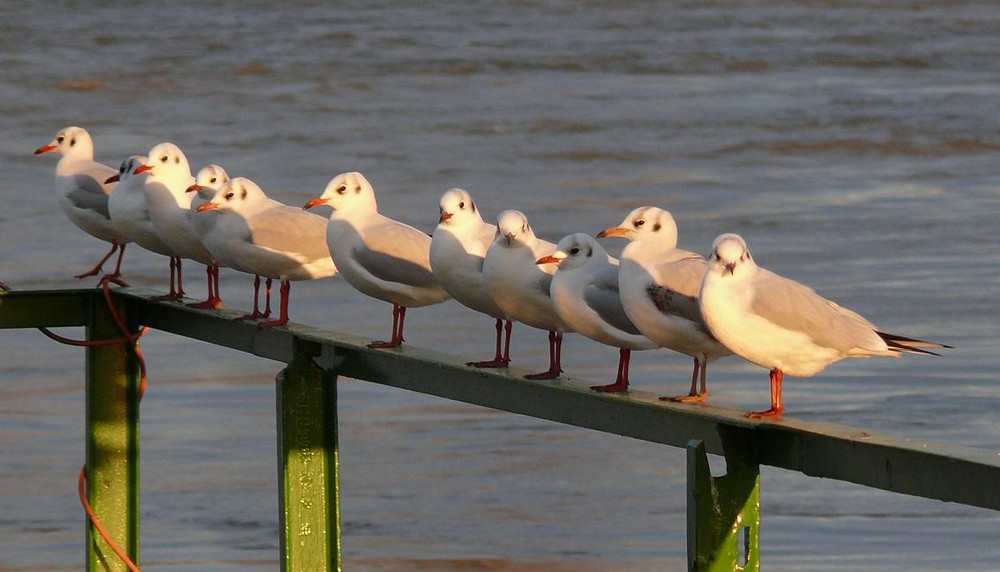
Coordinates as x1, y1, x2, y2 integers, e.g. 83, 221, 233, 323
1, 2, 998, 570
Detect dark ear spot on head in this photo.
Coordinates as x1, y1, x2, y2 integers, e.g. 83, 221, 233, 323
354, 184, 362, 193
585, 246, 593, 257
70, 138, 76, 146
174, 156, 180, 164
470, 200, 477, 213
240, 188, 247, 199
653, 223, 661, 231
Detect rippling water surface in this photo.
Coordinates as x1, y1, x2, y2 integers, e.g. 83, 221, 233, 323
1, 2, 998, 570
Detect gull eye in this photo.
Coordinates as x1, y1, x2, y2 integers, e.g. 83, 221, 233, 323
224, 192, 234, 200
570, 247, 580, 255
336, 185, 347, 195
458, 201, 465, 209
209, 177, 217, 184
634, 219, 645, 227
160, 155, 168, 163
56, 136, 65, 143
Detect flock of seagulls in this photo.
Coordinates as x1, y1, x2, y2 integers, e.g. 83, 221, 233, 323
32, 125, 950, 419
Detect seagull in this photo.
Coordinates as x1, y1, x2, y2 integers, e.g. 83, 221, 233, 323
107, 155, 186, 294
537, 233, 657, 392
699, 233, 950, 419
597, 207, 731, 402
430, 188, 513, 367
184, 164, 232, 309
482, 210, 572, 379
137, 142, 216, 304
304, 171, 449, 347
196, 177, 336, 329
34, 126, 128, 282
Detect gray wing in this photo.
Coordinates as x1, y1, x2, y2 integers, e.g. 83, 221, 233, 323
247, 206, 331, 261
647, 254, 707, 324
354, 219, 439, 288
584, 265, 643, 335
66, 174, 112, 218
749, 269, 879, 352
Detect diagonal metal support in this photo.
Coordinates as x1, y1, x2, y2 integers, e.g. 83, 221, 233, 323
687, 438, 761, 571
276, 338, 342, 571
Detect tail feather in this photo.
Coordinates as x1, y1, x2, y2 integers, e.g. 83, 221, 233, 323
877, 331, 952, 355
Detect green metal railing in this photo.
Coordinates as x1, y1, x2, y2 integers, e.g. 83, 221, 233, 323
1, 287, 998, 571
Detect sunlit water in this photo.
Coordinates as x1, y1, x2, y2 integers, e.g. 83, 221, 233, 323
1, 2, 998, 570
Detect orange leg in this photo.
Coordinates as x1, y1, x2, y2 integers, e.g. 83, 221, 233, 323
525, 331, 563, 379
369, 303, 407, 348
747, 368, 785, 419
591, 348, 633, 392
258, 280, 291, 330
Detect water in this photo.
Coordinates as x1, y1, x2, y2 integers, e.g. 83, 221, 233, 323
1, 1, 998, 569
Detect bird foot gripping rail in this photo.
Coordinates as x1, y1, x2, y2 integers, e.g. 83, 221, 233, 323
1, 287, 997, 571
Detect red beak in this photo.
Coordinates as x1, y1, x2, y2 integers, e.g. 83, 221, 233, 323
34, 145, 56, 155
134, 164, 153, 175
195, 202, 220, 213
439, 211, 452, 223
303, 197, 327, 210
186, 184, 203, 193
535, 255, 561, 265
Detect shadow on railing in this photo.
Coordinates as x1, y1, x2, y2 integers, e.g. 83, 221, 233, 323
1, 287, 997, 571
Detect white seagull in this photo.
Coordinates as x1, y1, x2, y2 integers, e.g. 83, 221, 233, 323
184, 164, 232, 309
537, 233, 657, 392
482, 210, 572, 379
138, 142, 215, 305
699, 233, 949, 419
196, 177, 336, 329
598, 207, 731, 402
304, 171, 449, 347
34, 126, 128, 281
107, 155, 182, 293
430, 188, 513, 367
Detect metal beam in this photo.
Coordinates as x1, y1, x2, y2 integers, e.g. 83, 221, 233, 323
4, 288, 999, 513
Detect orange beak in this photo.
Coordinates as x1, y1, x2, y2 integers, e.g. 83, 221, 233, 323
105, 173, 121, 184
303, 197, 327, 210
34, 144, 56, 155
596, 227, 629, 239
535, 254, 562, 265
439, 211, 452, 223
134, 164, 153, 175
195, 202, 220, 213
186, 183, 203, 193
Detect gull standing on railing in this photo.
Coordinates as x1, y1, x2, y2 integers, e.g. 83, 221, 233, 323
537, 233, 656, 391
34, 126, 128, 282
699, 233, 950, 419
305, 171, 449, 348
430, 188, 513, 367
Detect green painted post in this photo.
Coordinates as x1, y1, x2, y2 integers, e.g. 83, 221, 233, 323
276, 338, 341, 571
85, 292, 141, 570
687, 439, 760, 572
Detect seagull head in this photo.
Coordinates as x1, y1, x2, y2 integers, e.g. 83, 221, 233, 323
597, 206, 678, 250
495, 210, 533, 247
34, 126, 93, 159
438, 188, 480, 225
108, 155, 147, 185
305, 171, 375, 213
536, 233, 601, 270
711, 233, 752, 277
138, 142, 192, 184
197, 177, 264, 214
